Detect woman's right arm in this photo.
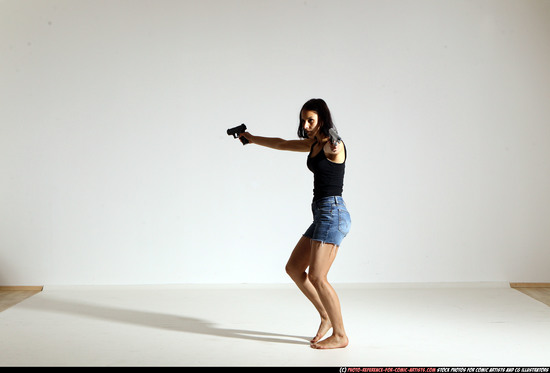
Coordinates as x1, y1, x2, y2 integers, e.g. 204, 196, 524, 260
240, 132, 314, 152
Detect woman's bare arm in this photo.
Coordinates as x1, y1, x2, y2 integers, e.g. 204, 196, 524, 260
240, 132, 314, 152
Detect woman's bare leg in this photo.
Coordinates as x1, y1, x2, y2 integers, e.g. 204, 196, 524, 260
286, 236, 332, 343
307, 240, 348, 349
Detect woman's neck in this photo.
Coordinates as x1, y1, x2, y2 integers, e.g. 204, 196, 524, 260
315, 133, 327, 144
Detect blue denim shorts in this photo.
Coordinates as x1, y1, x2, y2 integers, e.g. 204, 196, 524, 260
303, 196, 351, 246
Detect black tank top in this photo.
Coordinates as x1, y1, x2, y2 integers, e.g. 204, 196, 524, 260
306, 141, 346, 201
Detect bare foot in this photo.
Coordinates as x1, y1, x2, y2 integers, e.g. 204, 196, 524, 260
310, 318, 332, 344
310, 334, 349, 349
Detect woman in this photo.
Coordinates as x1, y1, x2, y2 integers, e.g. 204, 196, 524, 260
238, 98, 351, 349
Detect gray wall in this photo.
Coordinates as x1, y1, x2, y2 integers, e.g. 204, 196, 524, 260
1, 0, 549, 285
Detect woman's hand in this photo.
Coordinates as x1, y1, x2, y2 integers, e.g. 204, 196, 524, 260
329, 140, 340, 153
324, 140, 345, 163
326, 139, 342, 154
239, 132, 254, 144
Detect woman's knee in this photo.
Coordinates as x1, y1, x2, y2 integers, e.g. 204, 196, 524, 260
285, 262, 303, 280
308, 271, 328, 289
285, 262, 295, 277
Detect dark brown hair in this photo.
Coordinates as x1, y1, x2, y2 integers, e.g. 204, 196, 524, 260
297, 98, 336, 139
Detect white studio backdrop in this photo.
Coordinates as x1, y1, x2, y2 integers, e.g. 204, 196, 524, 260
1, 0, 549, 286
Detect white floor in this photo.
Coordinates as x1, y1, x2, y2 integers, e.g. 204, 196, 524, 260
1, 283, 549, 367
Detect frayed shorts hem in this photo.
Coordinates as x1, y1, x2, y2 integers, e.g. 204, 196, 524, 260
301, 235, 341, 247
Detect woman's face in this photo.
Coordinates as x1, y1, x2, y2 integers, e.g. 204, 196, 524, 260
301, 110, 320, 139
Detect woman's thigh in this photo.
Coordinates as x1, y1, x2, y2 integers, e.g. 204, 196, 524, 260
309, 240, 339, 281
286, 236, 313, 273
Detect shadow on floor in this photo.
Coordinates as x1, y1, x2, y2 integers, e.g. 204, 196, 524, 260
20, 296, 310, 346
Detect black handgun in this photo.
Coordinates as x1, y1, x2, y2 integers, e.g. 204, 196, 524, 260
227, 123, 249, 145
328, 128, 342, 146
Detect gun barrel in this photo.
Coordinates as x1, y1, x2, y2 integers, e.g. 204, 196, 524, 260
329, 128, 342, 143
227, 123, 247, 137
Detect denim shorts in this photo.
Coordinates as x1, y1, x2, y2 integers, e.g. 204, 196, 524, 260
303, 196, 351, 246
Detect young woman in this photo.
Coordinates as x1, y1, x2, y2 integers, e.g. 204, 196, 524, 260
238, 98, 351, 349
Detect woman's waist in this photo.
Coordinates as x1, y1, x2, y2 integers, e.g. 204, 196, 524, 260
312, 195, 346, 208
